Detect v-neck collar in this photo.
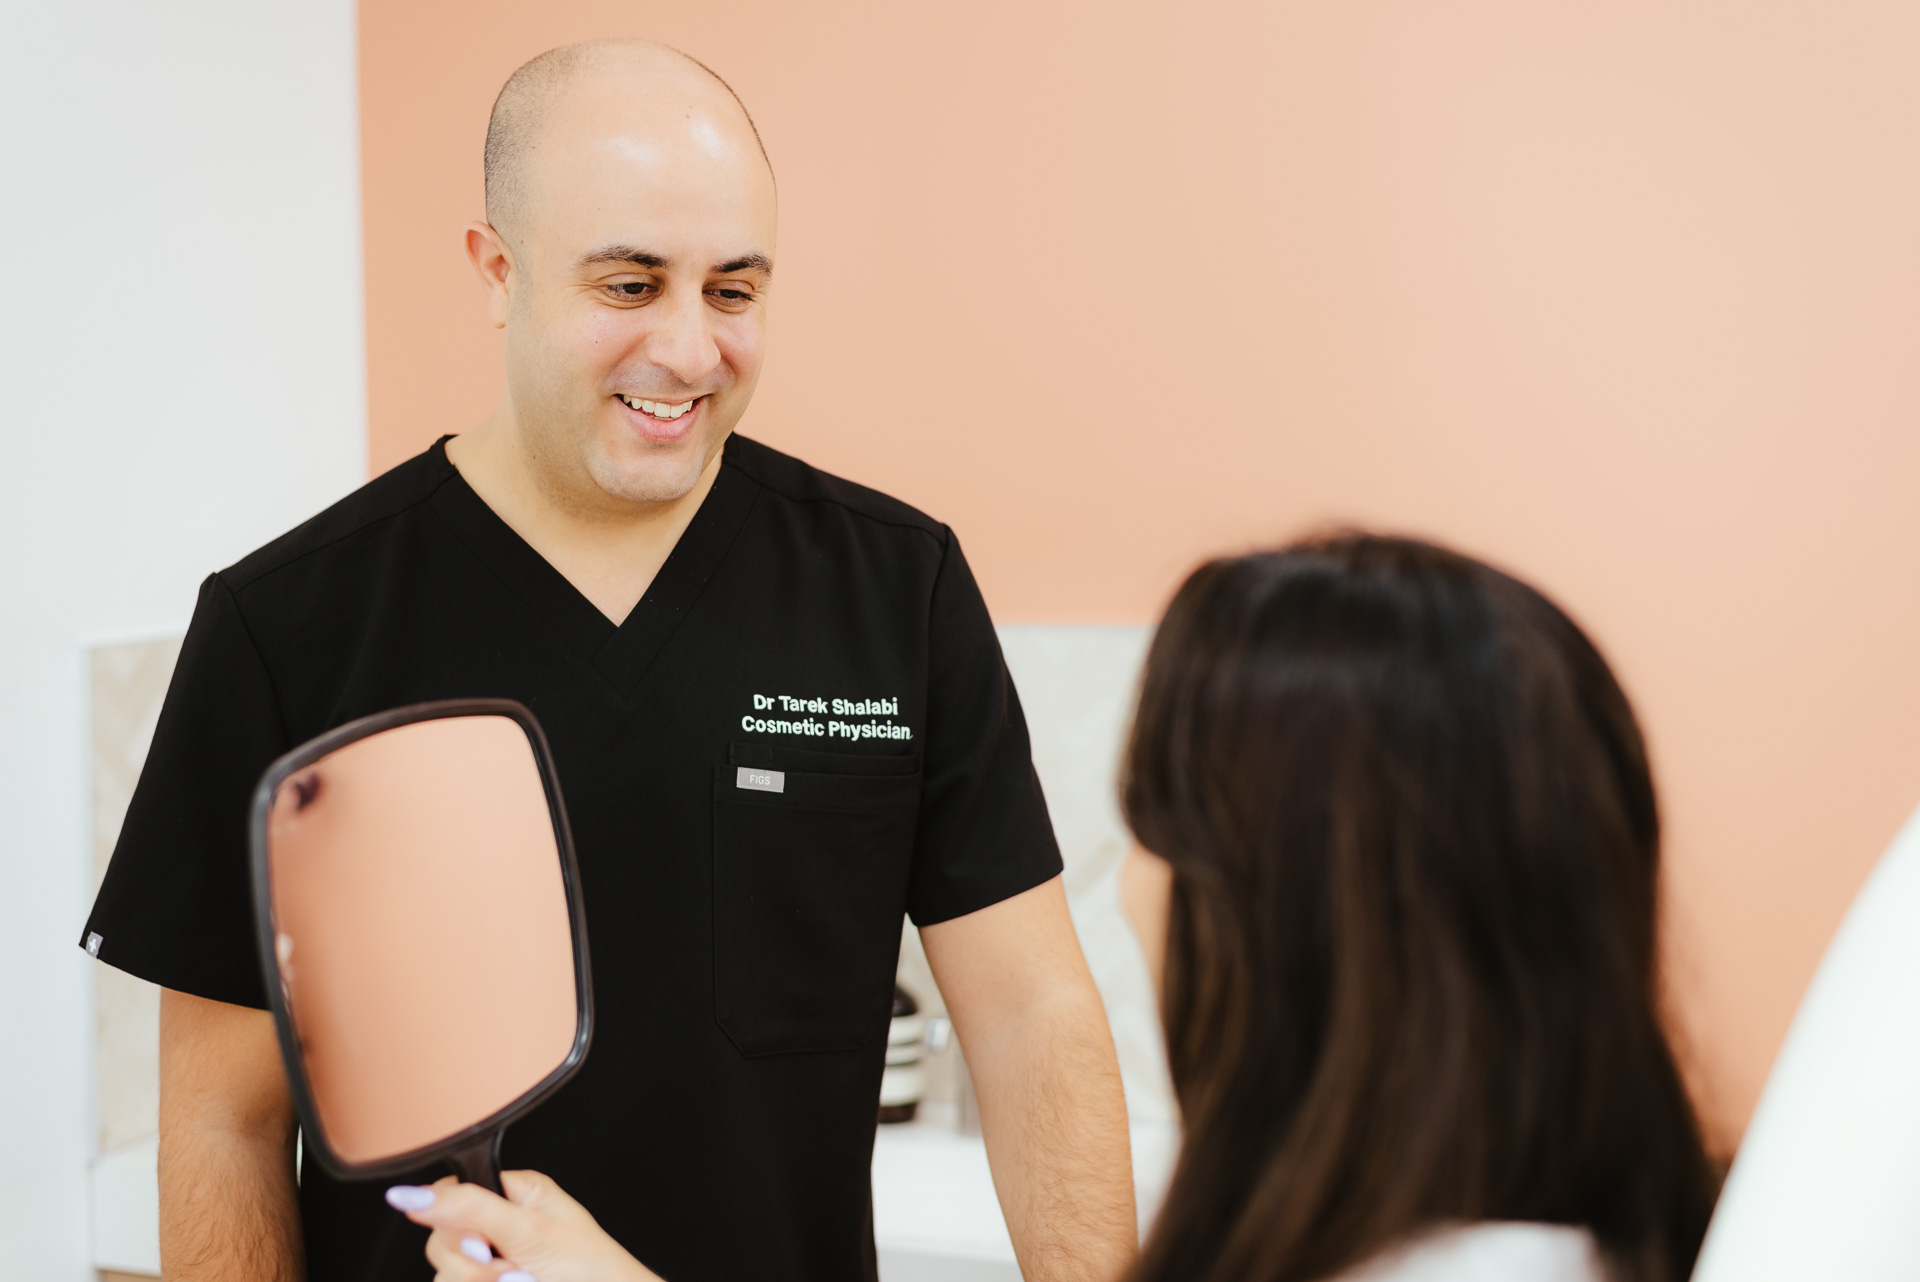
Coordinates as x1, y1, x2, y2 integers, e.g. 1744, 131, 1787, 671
426, 435, 760, 697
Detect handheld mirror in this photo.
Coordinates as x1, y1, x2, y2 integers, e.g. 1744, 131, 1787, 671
250, 699, 591, 1193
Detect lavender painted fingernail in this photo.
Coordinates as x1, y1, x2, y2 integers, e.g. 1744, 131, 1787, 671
500, 1272, 536, 1282
459, 1236, 493, 1263
384, 1185, 435, 1212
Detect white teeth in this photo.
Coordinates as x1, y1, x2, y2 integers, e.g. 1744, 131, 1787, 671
622, 395, 695, 419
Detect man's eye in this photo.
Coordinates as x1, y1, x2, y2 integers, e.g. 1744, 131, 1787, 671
609, 282, 655, 299
711, 288, 753, 304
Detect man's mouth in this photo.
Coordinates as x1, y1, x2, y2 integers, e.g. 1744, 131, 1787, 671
617, 393, 701, 422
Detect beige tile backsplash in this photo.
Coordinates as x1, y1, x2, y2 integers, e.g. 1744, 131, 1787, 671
901, 627, 1174, 1128
998, 626, 1173, 1127
91, 637, 181, 1154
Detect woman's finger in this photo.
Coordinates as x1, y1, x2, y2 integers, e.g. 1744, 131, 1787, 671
391, 1177, 533, 1250
423, 1224, 498, 1280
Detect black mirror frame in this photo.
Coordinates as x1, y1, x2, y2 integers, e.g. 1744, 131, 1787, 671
248, 698, 594, 1190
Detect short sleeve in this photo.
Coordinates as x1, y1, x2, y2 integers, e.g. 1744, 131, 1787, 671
81, 574, 289, 1008
904, 532, 1063, 926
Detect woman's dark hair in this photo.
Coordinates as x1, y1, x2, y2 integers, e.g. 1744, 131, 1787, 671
1122, 532, 1718, 1282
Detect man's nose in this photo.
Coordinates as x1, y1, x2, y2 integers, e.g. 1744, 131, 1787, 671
643, 288, 723, 386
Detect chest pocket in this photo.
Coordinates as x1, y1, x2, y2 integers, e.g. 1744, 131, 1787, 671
712, 746, 921, 1057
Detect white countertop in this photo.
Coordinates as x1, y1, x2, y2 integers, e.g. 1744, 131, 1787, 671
873, 1108, 1180, 1282
92, 1114, 1180, 1280
873, 1115, 1019, 1279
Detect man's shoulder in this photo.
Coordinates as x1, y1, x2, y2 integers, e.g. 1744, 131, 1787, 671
724, 434, 948, 548
220, 441, 454, 593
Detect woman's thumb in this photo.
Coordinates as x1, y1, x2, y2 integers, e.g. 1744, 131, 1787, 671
501, 1168, 567, 1210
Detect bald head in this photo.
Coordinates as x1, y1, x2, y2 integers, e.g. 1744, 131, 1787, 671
484, 38, 771, 238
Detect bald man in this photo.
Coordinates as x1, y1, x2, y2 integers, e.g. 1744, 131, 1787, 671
82, 39, 1135, 1282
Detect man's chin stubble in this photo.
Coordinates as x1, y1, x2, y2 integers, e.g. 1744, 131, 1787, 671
586, 450, 713, 507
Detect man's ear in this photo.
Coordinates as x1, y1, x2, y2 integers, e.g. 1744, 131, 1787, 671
464, 222, 515, 329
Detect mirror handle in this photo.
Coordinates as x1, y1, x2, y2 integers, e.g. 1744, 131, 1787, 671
444, 1129, 505, 1195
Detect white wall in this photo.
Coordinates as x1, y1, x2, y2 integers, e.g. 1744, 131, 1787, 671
0, 2, 365, 1274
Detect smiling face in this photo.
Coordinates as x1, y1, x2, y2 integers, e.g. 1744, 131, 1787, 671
478, 55, 778, 508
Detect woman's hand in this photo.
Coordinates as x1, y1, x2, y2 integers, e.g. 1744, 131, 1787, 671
387, 1171, 663, 1282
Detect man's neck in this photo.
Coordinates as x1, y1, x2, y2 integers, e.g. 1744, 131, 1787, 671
446, 413, 724, 626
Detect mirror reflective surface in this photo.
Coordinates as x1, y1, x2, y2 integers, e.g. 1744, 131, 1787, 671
253, 704, 588, 1180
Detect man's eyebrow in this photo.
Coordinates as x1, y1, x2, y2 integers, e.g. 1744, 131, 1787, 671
715, 253, 773, 276
578, 245, 668, 269
576, 247, 772, 276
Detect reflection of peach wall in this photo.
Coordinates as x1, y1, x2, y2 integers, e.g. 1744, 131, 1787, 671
361, 2, 1920, 1148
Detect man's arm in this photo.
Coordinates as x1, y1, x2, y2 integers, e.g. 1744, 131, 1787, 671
920, 876, 1136, 1282
158, 988, 303, 1281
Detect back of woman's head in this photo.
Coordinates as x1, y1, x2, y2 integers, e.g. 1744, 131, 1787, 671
1123, 532, 1717, 1282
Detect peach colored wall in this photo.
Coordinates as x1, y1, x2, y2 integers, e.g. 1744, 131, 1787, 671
360, 2, 1920, 1148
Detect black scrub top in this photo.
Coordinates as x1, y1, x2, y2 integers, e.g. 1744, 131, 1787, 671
82, 433, 1062, 1282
